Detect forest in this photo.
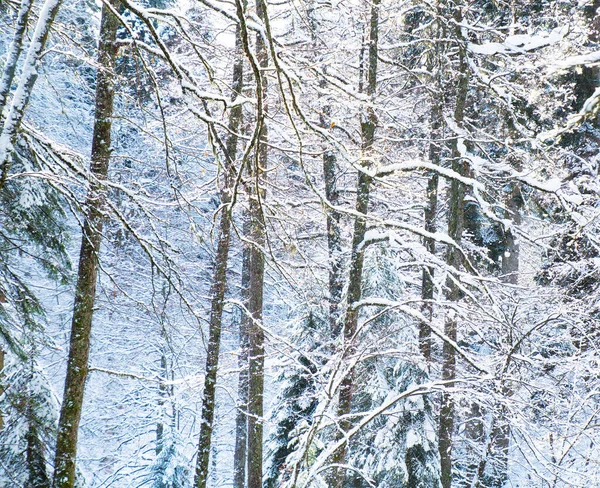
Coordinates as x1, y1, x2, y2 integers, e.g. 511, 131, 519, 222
0, 0, 599, 486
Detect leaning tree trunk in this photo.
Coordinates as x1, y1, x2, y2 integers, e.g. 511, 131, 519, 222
0, 0, 33, 120
194, 22, 245, 488
0, 0, 64, 191
52, 2, 119, 487
438, 3, 470, 488
330, 1, 379, 485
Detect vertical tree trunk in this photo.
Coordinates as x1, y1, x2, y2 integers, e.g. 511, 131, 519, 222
233, 222, 251, 488
439, 3, 469, 488
420, 97, 442, 363
307, 1, 344, 337
322, 146, 343, 336
330, 1, 379, 485
246, 0, 269, 483
0, 0, 34, 120
0, 0, 64, 191
52, 2, 119, 487
194, 23, 245, 488
420, 1, 444, 365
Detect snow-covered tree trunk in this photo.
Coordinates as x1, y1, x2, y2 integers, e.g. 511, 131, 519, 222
420, 23, 444, 362
52, 2, 119, 486
194, 21, 244, 488
307, 1, 344, 337
0, 0, 33, 120
246, 0, 268, 481
0, 0, 64, 191
439, 3, 469, 488
330, 0, 379, 484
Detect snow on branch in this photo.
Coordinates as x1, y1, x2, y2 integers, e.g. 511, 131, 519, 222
468, 26, 568, 56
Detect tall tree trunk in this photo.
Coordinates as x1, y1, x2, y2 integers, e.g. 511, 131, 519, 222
420, 1, 444, 365
52, 2, 119, 487
439, 3, 469, 488
330, 1, 379, 485
420, 93, 442, 363
233, 220, 251, 488
194, 24, 244, 487
0, 0, 33, 120
322, 145, 343, 336
236, 0, 269, 482
307, 1, 344, 337
0, 0, 64, 191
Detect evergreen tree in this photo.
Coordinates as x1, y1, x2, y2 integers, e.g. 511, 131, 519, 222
265, 311, 324, 488
0, 356, 57, 488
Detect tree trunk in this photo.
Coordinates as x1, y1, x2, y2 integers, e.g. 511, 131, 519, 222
420, 94, 442, 363
0, 0, 33, 120
330, 1, 379, 484
233, 217, 251, 488
439, 4, 469, 488
0, 0, 64, 191
245, 0, 269, 485
307, 1, 344, 337
52, 2, 119, 487
420, 1, 445, 365
194, 23, 244, 488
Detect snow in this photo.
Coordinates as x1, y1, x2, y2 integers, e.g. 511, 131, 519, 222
468, 26, 568, 56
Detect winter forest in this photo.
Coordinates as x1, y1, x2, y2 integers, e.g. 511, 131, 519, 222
2, 0, 600, 486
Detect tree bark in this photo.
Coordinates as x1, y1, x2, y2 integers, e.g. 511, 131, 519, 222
0, 0, 64, 191
244, 0, 269, 485
194, 23, 244, 488
420, 92, 442, 363
439, 4, 469, 488
307, 1, 344, 337
52, 2, 119, 487
0, 0, 33, 121
420, 1, 445, 365
233, 217, 251, 488
330, 1, 379, 484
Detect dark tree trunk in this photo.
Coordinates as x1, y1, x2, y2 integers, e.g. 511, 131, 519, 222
52, 3, 119, 487
233, 218, 251, 488
194, 22, 245, 488
245, 0, 269, 485
420, 1, 445, 365
439, 4, 469, 488
330, 1, 379, 485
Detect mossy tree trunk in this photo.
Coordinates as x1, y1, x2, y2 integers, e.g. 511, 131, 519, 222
194, 21, 245, 488
52, 2, 119, 487
330, 0, 379, 485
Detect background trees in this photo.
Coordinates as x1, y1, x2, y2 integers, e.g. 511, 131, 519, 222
1, 0, 599, 487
